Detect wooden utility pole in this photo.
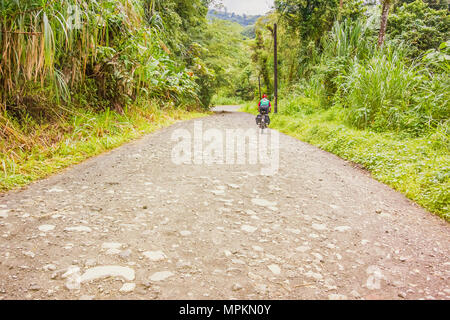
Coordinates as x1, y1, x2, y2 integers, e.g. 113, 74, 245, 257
274, 23, 278, 114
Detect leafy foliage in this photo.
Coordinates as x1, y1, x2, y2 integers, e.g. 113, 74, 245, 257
275, 0, 340, 42
250, 0, 449, 136
388, 0, 450, 56
201, 19, 255, 102
0, 0, 220, 118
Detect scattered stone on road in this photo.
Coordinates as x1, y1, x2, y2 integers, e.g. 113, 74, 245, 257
80, 266, 135, 283
150, 271, 175, 282
0, 106, 448, 300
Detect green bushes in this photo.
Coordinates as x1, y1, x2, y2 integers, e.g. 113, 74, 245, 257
279, 15, 449, 138
339, 45, 449, 136
211, 94, 245, 106
322, 17, 376, 61
201, 19, 255, 105
0, 0, 214, 115
251, 0, 449, 137
343, 49, 418, 131
278, 94, 320, 115
388, 0, 450, 57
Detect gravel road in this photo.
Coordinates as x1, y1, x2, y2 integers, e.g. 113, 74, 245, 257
0, 106, 448, 300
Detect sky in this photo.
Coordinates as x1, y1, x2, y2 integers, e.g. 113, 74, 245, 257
212, 0, 275, 16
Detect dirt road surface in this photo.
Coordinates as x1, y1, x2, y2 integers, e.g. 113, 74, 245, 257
0, 106, 448, 300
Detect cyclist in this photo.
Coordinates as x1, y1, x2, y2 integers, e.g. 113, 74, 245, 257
256, 94, 271, 126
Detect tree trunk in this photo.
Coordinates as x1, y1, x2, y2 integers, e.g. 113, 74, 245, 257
377, 0, 391, 47
340, 0, 343, 9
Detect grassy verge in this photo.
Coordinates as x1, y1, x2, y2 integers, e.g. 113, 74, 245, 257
1, 102, 208, 192
241, 102, 449, 221
211, 94, 246, 106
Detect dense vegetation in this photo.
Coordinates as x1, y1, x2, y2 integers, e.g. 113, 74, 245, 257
242, 0, 449, 219
206, 19, 256, 104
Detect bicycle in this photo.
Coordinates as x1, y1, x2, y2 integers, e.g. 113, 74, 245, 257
257, 109, 270, 134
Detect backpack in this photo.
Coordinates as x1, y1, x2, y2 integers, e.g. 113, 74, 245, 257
260, 98, 270, 107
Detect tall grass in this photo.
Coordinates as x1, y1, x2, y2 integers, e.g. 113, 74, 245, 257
288, 18, 449, 138
343, 48, 419, 130
322, 17, 376, 60
1, 0, 105, 102
0, 0, 200, 112
342, 46, 449, 136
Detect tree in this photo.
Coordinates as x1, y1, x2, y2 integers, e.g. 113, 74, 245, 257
339, 0, 367, 21
395, 0, 449, 10
388, 0, 450, 55
275, 0, 340, 43
378, 0, 392, 47
252, 28, 272, 95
